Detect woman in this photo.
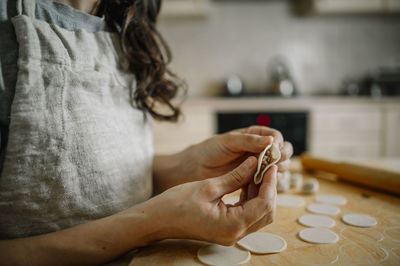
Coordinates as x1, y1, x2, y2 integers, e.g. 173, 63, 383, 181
0, 0, 293, 264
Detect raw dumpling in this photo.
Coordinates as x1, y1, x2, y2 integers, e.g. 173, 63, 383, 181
254, 143, 281, 184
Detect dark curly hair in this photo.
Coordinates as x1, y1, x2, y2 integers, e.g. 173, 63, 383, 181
96, 0, 185, 121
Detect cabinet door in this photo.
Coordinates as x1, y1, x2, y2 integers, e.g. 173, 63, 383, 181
384, 106, 400, 156
387, 0, 400, 12
309, 105, 383, 159
153, 107, 214, 154
160, 0, 210, 18
314, 0, 384, 13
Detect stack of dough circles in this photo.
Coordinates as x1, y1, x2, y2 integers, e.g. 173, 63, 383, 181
197, 244, 250, 266
306, 203, 340, 216
298, 228, 339, 244
277, 194, 305, 207
342, 213, 377, 227
315, 194, 347, 205
298, 214, 336, 228
236, 232, 287, 254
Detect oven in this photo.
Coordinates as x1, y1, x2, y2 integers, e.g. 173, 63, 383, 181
217, 111, 309, 156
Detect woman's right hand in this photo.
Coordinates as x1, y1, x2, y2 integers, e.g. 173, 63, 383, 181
142, 156, 278, 245
0, 157, 276, 265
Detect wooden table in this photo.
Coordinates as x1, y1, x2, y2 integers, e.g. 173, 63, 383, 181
129, 172, 400, 265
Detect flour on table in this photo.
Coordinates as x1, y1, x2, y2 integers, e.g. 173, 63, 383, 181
298, 228, 339, 244
298, 214, 336, 228
197, 244, 250, 266
307, 203, 340, 216
342, 213, 377, 227
277, 194, 305, 207
315, 194, 347, 205
237, 232, 287, 254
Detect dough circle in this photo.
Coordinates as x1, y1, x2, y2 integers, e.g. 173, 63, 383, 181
197, 244, 250, 266
222, 195, 240, 205
277, 194, 305, 207
315, 194, 347, 205
237, 232, 287, 254
342, 213, 378, 227
307, 203, 340, 216
298, 214, 336, 228
298, 228, 339, 244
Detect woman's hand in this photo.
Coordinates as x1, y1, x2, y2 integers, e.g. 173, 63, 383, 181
0, 157, 275, 265
193, 126, 293, 180
153, 126, 292, 194
145, 157, 277, 245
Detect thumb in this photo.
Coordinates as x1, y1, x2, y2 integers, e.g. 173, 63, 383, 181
213, 156, 257, 197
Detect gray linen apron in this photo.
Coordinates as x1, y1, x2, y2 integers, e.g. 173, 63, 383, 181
0, 0, 153, 239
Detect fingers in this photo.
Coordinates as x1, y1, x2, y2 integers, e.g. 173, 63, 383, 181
258, 165, 278, 200
241, 165, 277, 225
222, 132, 274, 154
247, 181, 259, 201
237, 126, 284, 149
239, 186, 248, 204
240, 208, 276, 238
208, 165, 277, 246
211, 156, 257, 198
276, 159, 291, 173
279, 141, 293, 164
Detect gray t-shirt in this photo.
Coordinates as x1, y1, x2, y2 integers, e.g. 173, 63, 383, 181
0, 0, 109, 172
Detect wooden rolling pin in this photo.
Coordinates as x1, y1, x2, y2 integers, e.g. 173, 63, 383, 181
301, 153, 400, 196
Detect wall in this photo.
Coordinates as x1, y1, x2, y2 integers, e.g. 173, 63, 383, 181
158, 0, 400, 97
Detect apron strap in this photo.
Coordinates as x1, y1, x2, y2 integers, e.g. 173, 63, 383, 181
16, 0, 36, 18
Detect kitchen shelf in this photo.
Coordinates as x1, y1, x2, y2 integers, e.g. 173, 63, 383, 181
294, 0, 400, 15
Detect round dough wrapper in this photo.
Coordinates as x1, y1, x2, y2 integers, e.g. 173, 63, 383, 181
298, 228, 339, 244
298, 214, 336, 228
197, 244, 250, 266
307, 203, 340, 216
315, 194, 347, 205
237, 232, 287, 254
342, 213, 377, 227
277, 194, 305, 207
222, 195, 240, 205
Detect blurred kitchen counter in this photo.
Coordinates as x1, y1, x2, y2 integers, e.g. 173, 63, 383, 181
153, 96, 400, 158
171, 96, 400, 111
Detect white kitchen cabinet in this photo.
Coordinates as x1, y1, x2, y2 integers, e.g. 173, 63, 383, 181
159, 0, 210, 18
383, 104, 400, 156
153, 105, 214, 154
387, 0, 400, 12
297, 0, 400, 14
309, 105, 383, 159
314, 0, 383, 13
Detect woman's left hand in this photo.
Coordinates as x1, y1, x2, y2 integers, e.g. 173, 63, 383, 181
192, 126, 293, 180
153, 126, 293, 194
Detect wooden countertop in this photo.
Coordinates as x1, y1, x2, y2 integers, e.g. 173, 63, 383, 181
129, 172, 400, 265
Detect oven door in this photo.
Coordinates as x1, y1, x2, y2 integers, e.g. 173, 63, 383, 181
217, 111, 309, 156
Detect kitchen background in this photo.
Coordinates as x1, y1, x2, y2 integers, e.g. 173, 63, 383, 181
152, 0, 400, 160
158, 0, 400, 96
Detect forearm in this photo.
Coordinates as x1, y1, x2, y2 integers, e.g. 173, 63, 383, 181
152, 146, 199, 194
0, 204, 162, 265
